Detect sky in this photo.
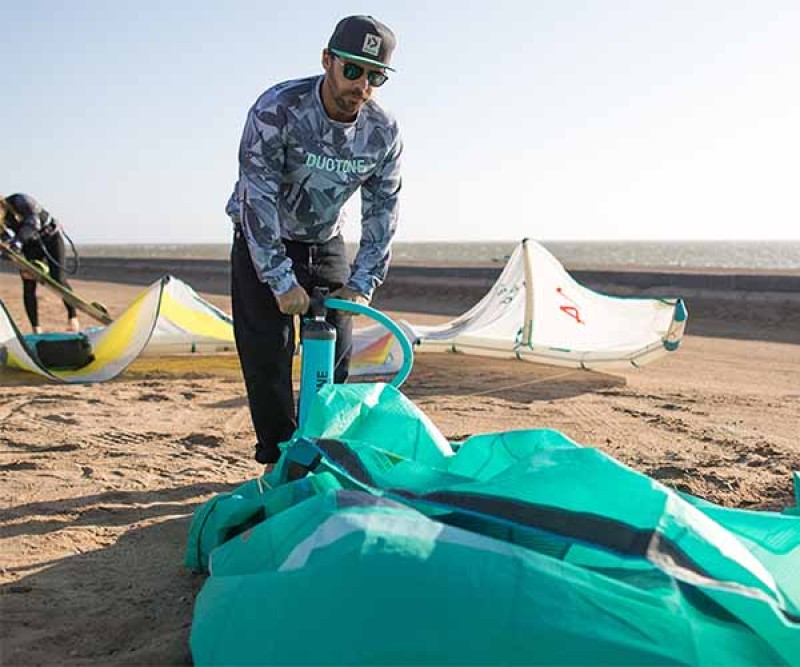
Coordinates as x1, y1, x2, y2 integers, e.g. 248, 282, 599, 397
2, 0, 799, 244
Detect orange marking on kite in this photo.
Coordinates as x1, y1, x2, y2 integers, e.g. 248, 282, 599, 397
556, 287, 585, 324
559, 305, 584, 324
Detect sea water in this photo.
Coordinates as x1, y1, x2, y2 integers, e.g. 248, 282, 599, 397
77, 240, 800, 271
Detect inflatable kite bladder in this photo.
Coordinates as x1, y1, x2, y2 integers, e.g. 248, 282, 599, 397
0, 276, 235, 383
185, 383, 799, 666
0, 276, 411, 384
402, 238, 688, 370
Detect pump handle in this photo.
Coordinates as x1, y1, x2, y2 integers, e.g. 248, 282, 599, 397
324, 298, 414, 389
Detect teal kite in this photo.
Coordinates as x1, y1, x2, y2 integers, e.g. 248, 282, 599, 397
186, 384, 799, 665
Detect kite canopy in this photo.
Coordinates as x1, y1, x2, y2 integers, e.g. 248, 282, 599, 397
186, 384, 799, 666
0, 276, 403, 383
403, 239, 688, 369
0, 276, 236, 383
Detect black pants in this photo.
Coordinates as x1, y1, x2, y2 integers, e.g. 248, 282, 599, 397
22, 232, 77, 328
231, 229, 353, 463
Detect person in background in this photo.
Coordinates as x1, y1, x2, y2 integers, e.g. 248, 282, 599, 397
0, 194, 80, 334
227, 15, 402, 465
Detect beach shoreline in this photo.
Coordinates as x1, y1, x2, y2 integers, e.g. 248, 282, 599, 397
1, 267, 798, 665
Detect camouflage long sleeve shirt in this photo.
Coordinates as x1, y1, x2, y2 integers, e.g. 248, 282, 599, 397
226, 75, 402, 298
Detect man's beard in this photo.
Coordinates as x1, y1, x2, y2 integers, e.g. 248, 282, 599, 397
334, 89, 367, 113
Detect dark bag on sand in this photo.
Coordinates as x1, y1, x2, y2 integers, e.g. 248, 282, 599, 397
25, 332, 95, 370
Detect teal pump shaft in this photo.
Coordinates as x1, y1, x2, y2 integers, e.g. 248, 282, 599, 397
297, 297, 414, 428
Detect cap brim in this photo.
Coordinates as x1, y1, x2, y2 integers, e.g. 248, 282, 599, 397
330, 48, 395, 72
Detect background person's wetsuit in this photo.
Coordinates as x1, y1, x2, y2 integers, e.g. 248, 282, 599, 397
1, 193, 77, 329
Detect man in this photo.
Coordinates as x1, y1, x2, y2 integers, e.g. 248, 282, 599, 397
227, 15, 402, 465
0, 194, 80, 334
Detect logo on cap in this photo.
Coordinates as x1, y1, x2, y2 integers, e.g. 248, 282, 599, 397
362, 33, 382, 56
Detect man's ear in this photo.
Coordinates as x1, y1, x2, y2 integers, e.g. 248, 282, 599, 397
321, 49, 333, 72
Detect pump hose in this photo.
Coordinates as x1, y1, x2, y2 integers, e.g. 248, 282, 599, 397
324, 298, 414, 389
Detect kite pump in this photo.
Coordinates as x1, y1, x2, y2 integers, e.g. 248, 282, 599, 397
298, 288, 414, 428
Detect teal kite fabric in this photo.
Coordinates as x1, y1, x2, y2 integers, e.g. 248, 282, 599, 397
186, 384, 800, 666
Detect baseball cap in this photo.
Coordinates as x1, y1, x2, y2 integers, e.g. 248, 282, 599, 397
328, 15, 396, 71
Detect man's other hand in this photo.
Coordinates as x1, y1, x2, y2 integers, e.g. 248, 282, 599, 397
275, 285, 310, 315
329, 286, 370, 315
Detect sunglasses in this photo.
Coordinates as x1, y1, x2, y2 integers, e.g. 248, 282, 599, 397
334, 56, 389, 87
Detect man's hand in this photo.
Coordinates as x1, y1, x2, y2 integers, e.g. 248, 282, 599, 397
275, 285, 310, 315
329, 286, 370, 316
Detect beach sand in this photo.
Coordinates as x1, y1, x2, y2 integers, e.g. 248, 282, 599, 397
1, 271, 799, 665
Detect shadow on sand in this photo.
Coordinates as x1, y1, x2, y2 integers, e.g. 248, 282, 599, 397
405, 355, 626, 403
2, 482, 236, 666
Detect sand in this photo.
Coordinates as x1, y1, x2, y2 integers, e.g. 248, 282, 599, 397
1, 271, 799, 665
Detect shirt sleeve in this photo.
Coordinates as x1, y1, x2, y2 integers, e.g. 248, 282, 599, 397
349, 129, 403, 298
237, 100, 298, 295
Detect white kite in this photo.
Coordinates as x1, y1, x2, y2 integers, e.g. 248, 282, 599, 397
400, 239, 687, 370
